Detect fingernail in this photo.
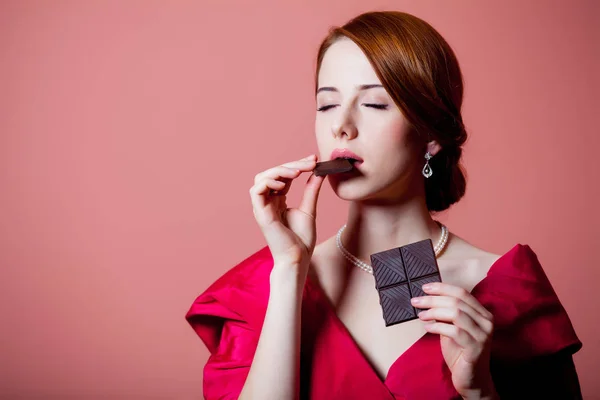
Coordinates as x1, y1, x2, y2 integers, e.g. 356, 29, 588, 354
411, 297, 422, 305
422, 284, 433, 291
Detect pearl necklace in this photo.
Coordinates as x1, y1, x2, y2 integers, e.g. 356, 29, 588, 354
335, 223, 449, 274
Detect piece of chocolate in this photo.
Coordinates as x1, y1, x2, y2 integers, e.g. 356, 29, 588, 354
370, 239, 442, 327
314, 158, 354, 177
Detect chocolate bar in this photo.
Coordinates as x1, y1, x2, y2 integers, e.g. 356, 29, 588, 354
314, 158, 354, 177
370, 239, 442, 327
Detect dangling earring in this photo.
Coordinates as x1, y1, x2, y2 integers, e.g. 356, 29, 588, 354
422, 152, 433, 178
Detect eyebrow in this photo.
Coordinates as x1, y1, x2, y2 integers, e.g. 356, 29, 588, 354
316, 84, 384, 94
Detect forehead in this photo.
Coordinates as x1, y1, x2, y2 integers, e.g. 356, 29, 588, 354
317, 38, 382, 88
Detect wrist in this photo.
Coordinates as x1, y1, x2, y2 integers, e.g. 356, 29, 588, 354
462, 393, 499, 400
270, 263, 307, 292
461, 380, 499, 400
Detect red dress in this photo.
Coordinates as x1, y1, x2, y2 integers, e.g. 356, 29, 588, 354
186, 244, 583, 399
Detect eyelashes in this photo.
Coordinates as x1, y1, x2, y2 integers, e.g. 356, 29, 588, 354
364, 103, 388, 110
316, 103, 389, 112
316, 105, 336, 112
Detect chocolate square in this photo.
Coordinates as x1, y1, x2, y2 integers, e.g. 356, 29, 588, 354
378, 284, 414, 326
409, 275, 441, 308
371, 249, 407, 289
370, 239, 442, 326
314, 158, 354, 177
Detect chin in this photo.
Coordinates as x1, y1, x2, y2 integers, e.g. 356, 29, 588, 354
329, 174, 407, 203
328, 177, 373, 201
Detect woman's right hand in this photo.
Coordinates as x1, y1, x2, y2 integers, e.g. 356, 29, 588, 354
250, 154, 325, 271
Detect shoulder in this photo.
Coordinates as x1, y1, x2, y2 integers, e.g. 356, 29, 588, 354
184, 248, 276, 398
185, 246, 274, 333
441, 236, 582, 361
470, 243, 583, 361
474, 243, 554, 292
437, 234, 502, 292
198, 245, 274, 297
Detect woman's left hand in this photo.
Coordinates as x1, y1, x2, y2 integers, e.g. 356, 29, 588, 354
411, 282, 499, 400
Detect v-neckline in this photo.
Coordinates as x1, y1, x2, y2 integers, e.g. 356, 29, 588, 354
305, 245, 514, 392
306, 273, 428, 390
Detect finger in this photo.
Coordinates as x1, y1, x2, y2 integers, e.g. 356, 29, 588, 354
256, 167, 301, 196
424, 322, 479, 356
418, 307, 488, 343
280, 158, 317, 170
298, 165, 325, 219
256, 161, 317, 197
255, 166, 303, 185
250, 178, 286, 210
257, 166, 300, 181
254, 159, 315, 184
411, 295, 493, 335
421, 282, 493, 320
252, 155, 317, 206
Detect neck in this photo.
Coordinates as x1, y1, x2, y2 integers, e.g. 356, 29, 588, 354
341, 194, 442, 264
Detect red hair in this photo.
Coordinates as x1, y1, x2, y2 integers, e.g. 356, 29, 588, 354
315, 11, 467, 212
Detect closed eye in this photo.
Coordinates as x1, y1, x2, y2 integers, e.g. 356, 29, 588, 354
317, 104, 388, 111
363, 103, 388, 110
316, 105, 337, 112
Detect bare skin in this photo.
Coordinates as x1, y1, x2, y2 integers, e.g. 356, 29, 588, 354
308, 233, 501, 381
242, 35, 501, 400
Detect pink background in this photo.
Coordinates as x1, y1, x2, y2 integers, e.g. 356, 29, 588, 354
1, 0, 598, 398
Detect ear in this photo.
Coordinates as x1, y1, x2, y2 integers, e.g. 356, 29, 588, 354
426, 140, 442, 157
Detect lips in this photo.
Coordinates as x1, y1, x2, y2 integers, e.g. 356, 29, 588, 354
330, 148, 363, 163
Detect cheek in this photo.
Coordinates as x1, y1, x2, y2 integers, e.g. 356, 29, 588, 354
367, 116, 411, 153
386, 117, 411, 145
314, 119, 329, 158
315, 116, 328, 136
365, 117, 417, 175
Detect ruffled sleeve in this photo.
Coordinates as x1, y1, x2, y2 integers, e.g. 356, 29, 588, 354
471, 244, 583, 398
185, 246, 273, 400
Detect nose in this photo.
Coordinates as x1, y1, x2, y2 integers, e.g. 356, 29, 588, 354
331, 106, 358, 140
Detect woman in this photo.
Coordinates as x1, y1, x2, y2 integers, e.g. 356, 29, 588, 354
186, 11, 582, 400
